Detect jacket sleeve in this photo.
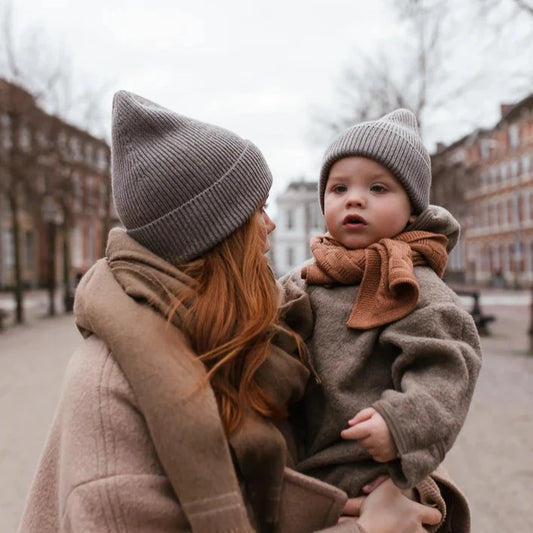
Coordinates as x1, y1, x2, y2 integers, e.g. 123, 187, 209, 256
276, 273, 315, 344
371, 286, 482, 489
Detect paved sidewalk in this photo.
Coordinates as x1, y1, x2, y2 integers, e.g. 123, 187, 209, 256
443, 299, 533, 532
0, 314, 79, 533
1, 291, 532, 532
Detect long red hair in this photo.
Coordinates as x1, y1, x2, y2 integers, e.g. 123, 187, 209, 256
169, 210, 287, 434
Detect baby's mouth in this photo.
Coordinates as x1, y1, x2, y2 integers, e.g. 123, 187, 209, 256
343, 214, 367, 226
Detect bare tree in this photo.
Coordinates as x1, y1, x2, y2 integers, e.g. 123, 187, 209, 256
0, 0, 109, 322
310, 0, 532, 147
0, 81, 43, 323
475, 0, 533, 17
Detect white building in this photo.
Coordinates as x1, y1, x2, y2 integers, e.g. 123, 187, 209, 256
272, 180, 325, 276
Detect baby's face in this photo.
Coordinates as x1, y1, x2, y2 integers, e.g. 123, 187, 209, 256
323, 156, 412, 250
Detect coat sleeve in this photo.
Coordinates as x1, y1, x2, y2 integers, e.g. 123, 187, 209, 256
276, 273, 315, 343
371, 283, 482, 489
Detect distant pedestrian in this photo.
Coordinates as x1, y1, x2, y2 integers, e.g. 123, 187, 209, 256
279, 109, 482, 531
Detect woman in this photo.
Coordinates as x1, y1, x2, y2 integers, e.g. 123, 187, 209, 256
19, 91, 457, 532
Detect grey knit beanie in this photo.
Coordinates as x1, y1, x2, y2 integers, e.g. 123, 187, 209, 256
319, 109, 431, 214
111, 90, 272, 264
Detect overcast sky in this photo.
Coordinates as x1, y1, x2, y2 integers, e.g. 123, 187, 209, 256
4, 0, 532, 211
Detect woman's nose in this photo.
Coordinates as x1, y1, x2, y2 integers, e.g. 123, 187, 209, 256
265, 212, 276, 234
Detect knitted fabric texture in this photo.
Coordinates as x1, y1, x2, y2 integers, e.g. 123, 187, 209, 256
302, 231, 448, 329
111, 90, 272, 264
319, 109, 431, 214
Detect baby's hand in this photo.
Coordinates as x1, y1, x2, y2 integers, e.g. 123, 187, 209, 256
340, 407, 398, 462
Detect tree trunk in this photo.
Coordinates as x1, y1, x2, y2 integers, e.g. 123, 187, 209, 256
61, 206, 73, 312
9, 191, 24, 324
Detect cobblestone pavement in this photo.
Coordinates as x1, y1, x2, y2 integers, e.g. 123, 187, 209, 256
1, 291, 532, 532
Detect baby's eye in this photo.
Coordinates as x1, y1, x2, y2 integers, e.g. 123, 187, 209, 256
370, 184, 387, 193
331, 184, 347, 193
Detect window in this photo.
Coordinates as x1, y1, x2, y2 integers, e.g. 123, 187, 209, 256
523, 154, 531, 177
0, 113, 12, 151
86, 176, 95, 214
490, 166, 498, 185
18, 124, 31, 152
483, 203, 489, 227
509, 124, 520, 148
2, 228, 14, 268
500, 162, 508, 182
286, 247, 294, 268
72, 225, 83, 268
525, 191, 532, 222
24, 231, 34, 269
480, 140, 490, 160
99, 182, 108, 215
73, 172, 82, 212
511, 158, 519, 179
85, 143, 94, 166
70, 136, 83, 161
503, 199, 508, 225
97, 147, 109, 172
286, 209, 294, 230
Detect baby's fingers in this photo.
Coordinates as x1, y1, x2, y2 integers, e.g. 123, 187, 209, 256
348, 407, 375, 425
341, 421, 371, 440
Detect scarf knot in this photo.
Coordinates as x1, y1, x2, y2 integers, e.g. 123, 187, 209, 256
301, 231, 448, 329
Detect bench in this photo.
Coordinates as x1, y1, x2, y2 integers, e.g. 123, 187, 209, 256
452, 289, 495, 336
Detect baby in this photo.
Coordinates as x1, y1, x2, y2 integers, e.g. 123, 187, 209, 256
279, 109, 482, 497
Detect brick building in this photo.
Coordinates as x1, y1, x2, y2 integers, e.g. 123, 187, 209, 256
0, 79, 115, 294
432, 93, 533, 287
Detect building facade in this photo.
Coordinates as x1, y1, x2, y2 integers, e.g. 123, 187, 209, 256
0, 79, 115, 293
431, 93, 533, 287
272, 180, 325, 276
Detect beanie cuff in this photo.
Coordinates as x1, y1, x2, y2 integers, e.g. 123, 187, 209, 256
127, 142, 272, 264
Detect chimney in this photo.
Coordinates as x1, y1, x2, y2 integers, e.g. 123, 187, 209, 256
500, 103, 515, 119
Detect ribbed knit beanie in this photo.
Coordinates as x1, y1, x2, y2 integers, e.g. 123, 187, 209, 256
111, 91, 272, 264
319, 109, 431, 214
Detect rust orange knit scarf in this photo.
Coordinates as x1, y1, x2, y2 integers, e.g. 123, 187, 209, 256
302, 231, 448, 329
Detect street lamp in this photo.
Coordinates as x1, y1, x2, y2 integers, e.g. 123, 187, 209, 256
42, 196, 61, 316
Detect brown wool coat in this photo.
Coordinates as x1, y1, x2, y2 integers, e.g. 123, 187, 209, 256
278, 206, 482, 498
17, 335, 351, 533
18, 230, 348, 533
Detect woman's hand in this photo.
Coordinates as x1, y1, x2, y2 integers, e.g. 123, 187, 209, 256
339, 475, 389, 521
357, 479, 442, 533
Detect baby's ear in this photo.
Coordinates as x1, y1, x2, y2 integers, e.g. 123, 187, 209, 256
408, 214, 418, 224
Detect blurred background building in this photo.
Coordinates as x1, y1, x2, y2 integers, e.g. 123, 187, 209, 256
432, 92, 533, 288
0, 78, 116, 318
271, 180, 325, 275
